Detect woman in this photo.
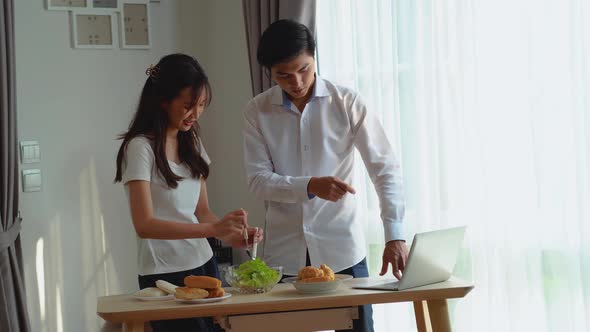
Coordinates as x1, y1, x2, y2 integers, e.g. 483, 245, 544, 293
115, 53, 260, 331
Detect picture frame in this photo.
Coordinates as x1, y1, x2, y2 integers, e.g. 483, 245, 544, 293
70, 9, 117, 49
91, 0, 119, 10
120, 0, 151, 49
46, 0, 88, 11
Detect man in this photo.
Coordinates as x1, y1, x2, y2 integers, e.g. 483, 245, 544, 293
242, 19, 407, 332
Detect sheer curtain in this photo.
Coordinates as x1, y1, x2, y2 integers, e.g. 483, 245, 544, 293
317, 1, 590, 331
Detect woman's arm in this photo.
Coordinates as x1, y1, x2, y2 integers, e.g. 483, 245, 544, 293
194, 178, 222, 224
127, 180, 244, 239
195, 179, 263, 246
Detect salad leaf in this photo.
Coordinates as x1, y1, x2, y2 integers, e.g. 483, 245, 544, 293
235, 258, 279, 289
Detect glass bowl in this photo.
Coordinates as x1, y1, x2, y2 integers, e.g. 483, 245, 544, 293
222, 264, 283, 294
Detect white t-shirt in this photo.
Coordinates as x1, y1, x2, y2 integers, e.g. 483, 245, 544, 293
121, 136, 213, 276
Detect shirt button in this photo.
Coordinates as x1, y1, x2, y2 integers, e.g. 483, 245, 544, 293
304, 145, 309, 151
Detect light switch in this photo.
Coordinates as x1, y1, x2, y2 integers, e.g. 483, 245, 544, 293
22, 169, 42, 192
20, 141, 41, 164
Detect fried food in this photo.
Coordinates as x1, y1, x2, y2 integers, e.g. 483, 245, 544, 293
206, 287, 225, 298
175, 287, 209, 300
297, 264, 336, 283
320, 264, 335, 281
184, 275, 222, 289
298, 266, 324, 279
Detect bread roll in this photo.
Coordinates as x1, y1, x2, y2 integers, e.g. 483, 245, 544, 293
175, 287, 209, 300
135, 287, 168, 297
206, 288, 225, 298
155, 280, 178, 295
184, 275, 222, 289
298, 266, 324, 279
298, 276, 333, 283
297, 264, 336, 282
320, 264, 335, 281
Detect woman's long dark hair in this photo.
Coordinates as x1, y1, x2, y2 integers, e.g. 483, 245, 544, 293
114, 54, 211, 188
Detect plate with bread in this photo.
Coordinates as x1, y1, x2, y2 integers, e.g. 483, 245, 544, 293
133, 287, 174, 301
281, 264, 353, 294
173, 275, 231, 304
133, 276, 230, 304
175, 291, 232, 304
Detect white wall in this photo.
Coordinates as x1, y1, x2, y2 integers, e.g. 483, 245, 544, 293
176, 1, 265, 232
15, 1, 260, 331
15, 1, 184, 331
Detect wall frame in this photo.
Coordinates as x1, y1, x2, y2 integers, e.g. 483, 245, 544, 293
70, 9, 116, 49
120, 0, 151, 49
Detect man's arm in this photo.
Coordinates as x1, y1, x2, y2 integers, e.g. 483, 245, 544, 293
350, 94, 408, 279
351, 94, 406, 240
243, 101, 312, 203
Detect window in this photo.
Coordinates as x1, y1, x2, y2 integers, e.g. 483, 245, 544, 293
317, 1, 590, 331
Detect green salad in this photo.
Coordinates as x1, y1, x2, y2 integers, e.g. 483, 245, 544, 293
235, 258, 279, 289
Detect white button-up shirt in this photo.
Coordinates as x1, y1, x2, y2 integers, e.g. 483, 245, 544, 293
243, 76, 405, 275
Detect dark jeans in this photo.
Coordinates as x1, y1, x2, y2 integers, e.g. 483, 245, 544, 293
335, 258, 374, 332
282, 255, 374, 332
138, 257, 223, 332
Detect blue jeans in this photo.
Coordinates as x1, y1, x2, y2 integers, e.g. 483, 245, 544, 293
282, 254, 374, 332
138, 257, 223, 332
336, 258, 375, 332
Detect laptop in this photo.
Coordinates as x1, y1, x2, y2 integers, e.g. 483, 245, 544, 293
353, 226, 466, 291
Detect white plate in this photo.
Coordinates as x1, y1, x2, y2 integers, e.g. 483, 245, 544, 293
133, 294, 174, 301
282, 274, 354, 294
281, 274, 354, 284
174, 293, 232, 304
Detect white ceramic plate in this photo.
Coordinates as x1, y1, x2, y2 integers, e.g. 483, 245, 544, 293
281, 274, 354, 284
282, 274, 354, 294
133, 294, 174, 301
174, 293, 232, 304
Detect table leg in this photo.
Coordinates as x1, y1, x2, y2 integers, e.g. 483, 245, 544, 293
413, 300, 432, 332
426, 299, 451, 332
122, 321, 145, 332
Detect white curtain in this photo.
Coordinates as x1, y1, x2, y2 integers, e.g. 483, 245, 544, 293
317, 0, 590, 331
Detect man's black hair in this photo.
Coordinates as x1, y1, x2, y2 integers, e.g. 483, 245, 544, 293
257, 19, 315, 69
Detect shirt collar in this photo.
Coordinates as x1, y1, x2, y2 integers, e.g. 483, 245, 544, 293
313, 76, 330, 98
270, 75, 330, 107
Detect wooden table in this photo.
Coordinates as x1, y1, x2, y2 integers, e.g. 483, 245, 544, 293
97, 277, 473, 332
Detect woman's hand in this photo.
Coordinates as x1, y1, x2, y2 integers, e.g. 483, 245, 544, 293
211, 209, 247, 238
226, 227, 264, 248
